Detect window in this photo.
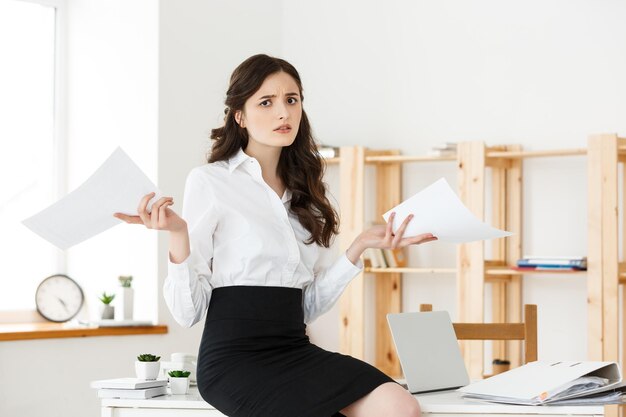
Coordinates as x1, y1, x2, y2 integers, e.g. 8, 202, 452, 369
0, 0, 64, 315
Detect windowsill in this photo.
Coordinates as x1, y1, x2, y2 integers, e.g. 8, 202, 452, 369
0, 322, 168, 341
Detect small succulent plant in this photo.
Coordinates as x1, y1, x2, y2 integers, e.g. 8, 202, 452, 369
168, 370, 191, 378
98, 292, 115, 305
118, 275, 133, 288
137, 353, 161, 362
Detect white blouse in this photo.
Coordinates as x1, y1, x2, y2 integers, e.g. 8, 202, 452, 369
163, 148, 363, 328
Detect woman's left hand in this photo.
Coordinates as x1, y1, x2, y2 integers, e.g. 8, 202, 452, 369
359, 212, 437, 250
346, 212, 437, 265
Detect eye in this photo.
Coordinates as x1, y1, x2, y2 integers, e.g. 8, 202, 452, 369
260, 100, 271, 107
287, 97, 299, 104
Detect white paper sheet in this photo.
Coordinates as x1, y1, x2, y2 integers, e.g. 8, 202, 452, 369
22, 147, 163, 250
382, 178, 512, 243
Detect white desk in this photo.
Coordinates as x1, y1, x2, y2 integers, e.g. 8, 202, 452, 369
101, 388, 605, 416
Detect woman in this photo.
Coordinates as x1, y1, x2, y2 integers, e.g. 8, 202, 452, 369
115, 54, 437, 417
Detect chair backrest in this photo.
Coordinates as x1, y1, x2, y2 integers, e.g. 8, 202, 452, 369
419, 304, 538, 364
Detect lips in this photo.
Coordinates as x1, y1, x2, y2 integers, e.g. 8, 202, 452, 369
274, 124, 292, 133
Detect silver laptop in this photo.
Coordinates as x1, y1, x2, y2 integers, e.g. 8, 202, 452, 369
387, 311, 470, 394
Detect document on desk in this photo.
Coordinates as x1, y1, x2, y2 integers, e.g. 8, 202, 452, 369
459, 361, 623, 406
382, 178, 512, 243
22, 147, 163, 250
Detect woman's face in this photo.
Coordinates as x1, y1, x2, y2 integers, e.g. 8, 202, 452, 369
236, 71, 302, 150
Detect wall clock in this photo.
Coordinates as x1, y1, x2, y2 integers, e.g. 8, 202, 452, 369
35, 274, 85, 323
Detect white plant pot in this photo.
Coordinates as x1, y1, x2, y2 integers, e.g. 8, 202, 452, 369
100, 304, 114, 320
169, 377, 189, 395
119, 287, 134, 320
135, 361, 160, 380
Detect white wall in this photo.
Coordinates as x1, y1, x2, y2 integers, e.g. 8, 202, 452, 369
3, 1, 626, 416
283, 0, 626, 364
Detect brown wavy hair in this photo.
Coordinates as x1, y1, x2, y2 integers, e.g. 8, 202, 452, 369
208, 54, 339, 247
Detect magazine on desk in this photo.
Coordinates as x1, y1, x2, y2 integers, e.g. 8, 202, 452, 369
459, 361, 624, 406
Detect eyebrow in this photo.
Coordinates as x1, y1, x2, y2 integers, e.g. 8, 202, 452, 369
257, 92, 300, 100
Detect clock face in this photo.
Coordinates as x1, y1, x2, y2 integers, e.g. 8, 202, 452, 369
35, 274, 84, 323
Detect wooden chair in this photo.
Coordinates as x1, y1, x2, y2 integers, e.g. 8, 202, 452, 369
419, 303, 538, 366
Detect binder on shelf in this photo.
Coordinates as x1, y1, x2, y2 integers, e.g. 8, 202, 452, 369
459, 361, 622, 405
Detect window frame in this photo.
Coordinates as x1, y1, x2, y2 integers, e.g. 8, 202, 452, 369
0, 0, 67, 324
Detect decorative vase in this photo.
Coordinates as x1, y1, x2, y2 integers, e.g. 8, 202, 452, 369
100, 304, 114, 320
169, 377, 190, 395
119, 287, 134, 320
135, 361, 160, 380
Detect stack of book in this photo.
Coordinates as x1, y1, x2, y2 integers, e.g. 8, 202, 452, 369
364, 247, 407, 268
428, 142, 457, 157
317, 144, 340, 159
90, 377, 168, 399
514, 256, 587, 271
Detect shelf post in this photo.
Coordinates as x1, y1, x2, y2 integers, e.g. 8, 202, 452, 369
339, 146, 366, 359
373, 150, 403, 377
457, 141, 486, 379
504, 145, 523, 368
587, 134, 619, 364
490, 145, 524, 369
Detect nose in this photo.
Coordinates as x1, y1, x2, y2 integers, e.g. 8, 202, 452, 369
276, 100, 290, 120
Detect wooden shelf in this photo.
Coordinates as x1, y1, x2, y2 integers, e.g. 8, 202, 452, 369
0, 322, 168, 341
365, 267, 456, 274
485, 266, 588, 276
338, 136, 626, 380
486, 149, 587, 158
365, 155, 456, 163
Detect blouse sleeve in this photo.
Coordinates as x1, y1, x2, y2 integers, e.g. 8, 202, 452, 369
163, 168, 218, 328
302, 244, 364, 324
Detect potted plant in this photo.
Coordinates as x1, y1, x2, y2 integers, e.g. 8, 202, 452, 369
117, 275, 134, 320
168, 370, 191, 395
98, 292, 115, 319
135, 354, 161, 380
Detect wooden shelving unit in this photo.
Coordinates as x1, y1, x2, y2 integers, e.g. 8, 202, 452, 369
336, 134, 626, 380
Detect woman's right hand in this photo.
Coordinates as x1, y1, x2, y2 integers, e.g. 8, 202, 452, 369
114, 192, 187, 233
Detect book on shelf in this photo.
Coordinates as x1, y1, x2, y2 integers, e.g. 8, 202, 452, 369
97, 385, 167, 399
512, 266, 586, 272
428, 142, 457, 157
317, 144, 340, 159
387, 248, 407, 267
90, 377, 167, 390
363, 248, 407, 269
516, 256, 587, 270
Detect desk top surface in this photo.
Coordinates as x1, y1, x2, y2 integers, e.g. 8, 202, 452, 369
101, 387, 605, 415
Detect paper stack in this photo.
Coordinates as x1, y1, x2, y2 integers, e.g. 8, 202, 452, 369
91, 378, 168, 399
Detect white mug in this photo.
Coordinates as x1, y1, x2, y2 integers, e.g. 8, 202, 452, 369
171, 352, 197, 365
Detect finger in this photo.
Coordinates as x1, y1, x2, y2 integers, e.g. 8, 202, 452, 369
153, 198, 174, 228
114, 213, 143, 225
150, 197, 173, 218
385, 212, 396, 241
392, 214, 414, 247
137, 192, 156, 225
158, 201, 174, 229
399, 234, 437, 247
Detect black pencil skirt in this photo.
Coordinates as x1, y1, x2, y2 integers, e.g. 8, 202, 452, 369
196, 286, 396, 417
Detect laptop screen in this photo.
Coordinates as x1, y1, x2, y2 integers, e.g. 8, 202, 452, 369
387, 311, 470, 394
